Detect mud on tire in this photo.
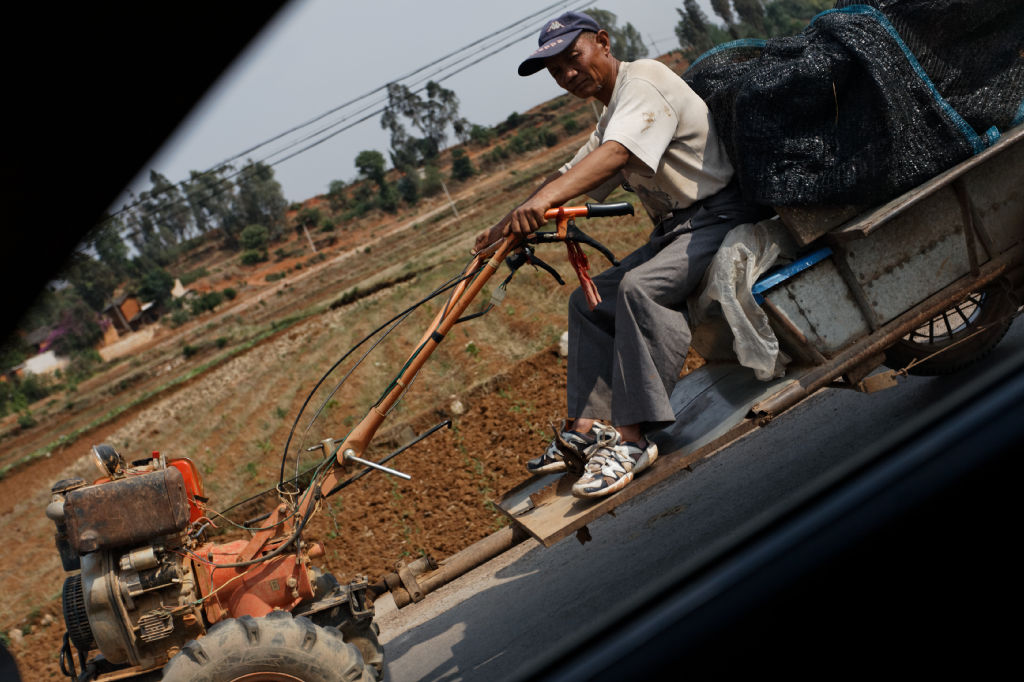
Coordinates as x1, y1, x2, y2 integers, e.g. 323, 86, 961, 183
161, 610, 376, 682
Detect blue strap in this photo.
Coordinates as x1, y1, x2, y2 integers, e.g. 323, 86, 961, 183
752, 247, 833, 304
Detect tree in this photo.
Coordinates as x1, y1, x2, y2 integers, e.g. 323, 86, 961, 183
63, 251, 118, 312
733, 0, 768, 36
683, 0, 827, 52
676, 0, 726, 57
585, 8, 648, 60
50, 294, 104, 356
124, 190, 174, 265
137, 267, 175, 309
354, 150, 401, 213
240, 224, 270, 251
450, 148, 475, 182
327, 179, 347, 211
763, 0, 831, 37
355, 150, 387, 186
710, 0, 741, 38
185, 166, 235, 235
231, 160, 287, 247
421, 164, 443, 197
397, 173, 420, 205
145, 170, 193, 243
468, 124, 495, 147
380, 81, 470, 169
89, 216, 133, 281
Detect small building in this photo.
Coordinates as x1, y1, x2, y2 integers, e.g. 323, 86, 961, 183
103, 293, 157, 335
22, 350, 69, 376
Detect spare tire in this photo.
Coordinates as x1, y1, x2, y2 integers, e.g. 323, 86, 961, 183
884, 280, 1018, 376
161, 611, 376, 682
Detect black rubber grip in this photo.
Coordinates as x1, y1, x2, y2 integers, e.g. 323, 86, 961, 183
586, 201, 634, 218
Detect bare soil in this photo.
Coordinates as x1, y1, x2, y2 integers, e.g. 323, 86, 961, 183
0, 54, 699, 680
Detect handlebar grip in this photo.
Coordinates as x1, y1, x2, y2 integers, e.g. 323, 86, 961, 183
585, 202, 634, 218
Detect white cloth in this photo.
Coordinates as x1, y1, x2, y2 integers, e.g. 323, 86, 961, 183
689, 219, 796, 380
560, 59, 735, 222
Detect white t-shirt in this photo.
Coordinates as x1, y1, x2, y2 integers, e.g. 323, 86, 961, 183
560, 59, 734, 223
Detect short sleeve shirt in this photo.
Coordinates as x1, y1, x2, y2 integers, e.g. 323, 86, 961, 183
561, 59, 734, 223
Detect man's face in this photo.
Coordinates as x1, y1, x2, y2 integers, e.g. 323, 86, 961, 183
544, 31, 614, 101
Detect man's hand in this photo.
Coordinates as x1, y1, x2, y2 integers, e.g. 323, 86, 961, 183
472, 192, 555, 255
507, 193, 552, 238
473, 222, 507, 255
471, 141, 630, 255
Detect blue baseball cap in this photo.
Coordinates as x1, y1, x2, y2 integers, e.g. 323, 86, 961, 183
518, 11, 601, 77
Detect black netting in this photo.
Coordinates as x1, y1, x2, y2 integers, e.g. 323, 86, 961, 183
684, 0, 1024, 208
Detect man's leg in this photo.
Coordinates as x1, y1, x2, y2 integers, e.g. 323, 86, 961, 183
568, 222, 732, 498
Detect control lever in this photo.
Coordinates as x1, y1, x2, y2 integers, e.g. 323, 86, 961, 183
506, 245, 565, 285
529, 222, 620, 267
307, 438, 411, 480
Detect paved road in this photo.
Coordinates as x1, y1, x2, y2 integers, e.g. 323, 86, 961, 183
374, 320, 1023, 682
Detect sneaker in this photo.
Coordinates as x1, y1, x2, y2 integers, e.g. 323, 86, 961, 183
571, 431, 658, 498
526, 421, 613, 475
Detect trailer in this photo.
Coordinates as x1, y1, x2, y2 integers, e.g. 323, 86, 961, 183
498, 123, 1024, 548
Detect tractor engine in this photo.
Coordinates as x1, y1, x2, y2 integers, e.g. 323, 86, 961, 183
48, 446, 208, 672
48, 445, 383, 680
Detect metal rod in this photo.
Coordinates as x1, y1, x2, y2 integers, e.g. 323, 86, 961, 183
324, 419, 452, 498
344, 453, 411, 480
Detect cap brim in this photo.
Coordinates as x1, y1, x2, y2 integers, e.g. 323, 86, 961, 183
517, 28, 583, 77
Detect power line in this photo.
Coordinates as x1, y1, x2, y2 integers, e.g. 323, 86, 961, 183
104, 0, 581, 229
215, 0, 574, 170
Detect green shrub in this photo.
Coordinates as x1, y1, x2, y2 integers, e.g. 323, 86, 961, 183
168, 309, 190, 327
240, 224, 270, 251
241, 249, 268, 266
180, 267, 209, 286
450, 148, 475, 181
469, 124, 495, 147
223, 288, 237, 300
421, 164, 443, 197
188, 291, 225, 316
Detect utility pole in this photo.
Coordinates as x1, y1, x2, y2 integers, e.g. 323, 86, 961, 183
440, 179, 460, 218
302, 224, 317, 253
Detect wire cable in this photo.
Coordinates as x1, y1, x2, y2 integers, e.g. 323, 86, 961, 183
101, 0, 584, 230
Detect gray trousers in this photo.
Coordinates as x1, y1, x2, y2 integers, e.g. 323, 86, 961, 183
567, 182, 770, 432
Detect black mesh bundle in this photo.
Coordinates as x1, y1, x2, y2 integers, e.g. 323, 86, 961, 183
684, 0, 1024, 208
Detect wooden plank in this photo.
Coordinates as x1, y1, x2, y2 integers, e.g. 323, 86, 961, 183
497, 364, 806, 547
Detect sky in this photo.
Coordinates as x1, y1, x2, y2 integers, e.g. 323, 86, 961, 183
118, 0, 716, 207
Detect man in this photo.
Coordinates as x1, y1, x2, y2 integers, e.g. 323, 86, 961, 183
474, 12, 770, 498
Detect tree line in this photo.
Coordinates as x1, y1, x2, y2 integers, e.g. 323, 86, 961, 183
675, 0, 831, 56
3, 4, 821, 420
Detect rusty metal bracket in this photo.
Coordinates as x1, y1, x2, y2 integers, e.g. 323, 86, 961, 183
857, 370, 902, 393
346, 577, 375, 620
396, 562, 425, 603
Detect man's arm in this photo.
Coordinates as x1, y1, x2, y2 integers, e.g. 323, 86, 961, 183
473, 140, 631, 253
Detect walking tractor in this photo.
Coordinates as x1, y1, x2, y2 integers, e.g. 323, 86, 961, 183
45, 203, 634, 681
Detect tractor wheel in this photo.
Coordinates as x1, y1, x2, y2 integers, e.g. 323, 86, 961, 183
884, 280, 1018, 376
161, 611, 376, 682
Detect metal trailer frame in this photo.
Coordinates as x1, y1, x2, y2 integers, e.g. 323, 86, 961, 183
498, 124, 1024, 548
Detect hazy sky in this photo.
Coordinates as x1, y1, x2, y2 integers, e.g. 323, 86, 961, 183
120, 0, 716, 206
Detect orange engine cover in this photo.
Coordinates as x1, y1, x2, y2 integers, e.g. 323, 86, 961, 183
192, 539, 314, 624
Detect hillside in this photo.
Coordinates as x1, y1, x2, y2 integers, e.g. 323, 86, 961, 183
0, 53, 699, 679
